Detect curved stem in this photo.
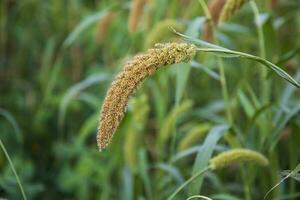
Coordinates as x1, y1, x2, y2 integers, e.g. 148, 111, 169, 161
187, 195, 213, 200
0, 139, 27, 200
167, 167, 210, 200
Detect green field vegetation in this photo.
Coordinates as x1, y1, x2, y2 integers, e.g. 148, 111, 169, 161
1, 0, 300, 199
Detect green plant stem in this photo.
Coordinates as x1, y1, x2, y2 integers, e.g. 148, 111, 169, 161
197, 0, 213, 23
167, 167, 210, 200
198, 0, 233, 125
0, 138, 27, 200
200, 0, 243, 150
249, 0, 272, 156
170, 104, 178, 158
218, 59, 233, 123
241, 167, 251, 200
187, 195, 213, 200
197, 0, 239, 149
250, 0, 269, 104
250, 0, 266, 59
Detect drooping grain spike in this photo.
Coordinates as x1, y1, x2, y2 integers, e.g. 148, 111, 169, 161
209, 149, 269, 170
97, 43, 196, 151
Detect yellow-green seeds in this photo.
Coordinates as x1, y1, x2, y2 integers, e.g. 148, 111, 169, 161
97, 43, 197, 151
209, 149, 269, 170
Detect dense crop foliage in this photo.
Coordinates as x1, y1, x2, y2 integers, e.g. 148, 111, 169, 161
1, 0, 300, 199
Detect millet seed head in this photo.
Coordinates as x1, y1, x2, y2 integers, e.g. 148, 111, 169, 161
97, 43, 196, 151
209, 148, 269, 170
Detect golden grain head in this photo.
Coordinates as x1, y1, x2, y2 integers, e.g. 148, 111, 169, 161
219, 0, 246, 24
97, 42, 197, 151
209, 148, 269, 170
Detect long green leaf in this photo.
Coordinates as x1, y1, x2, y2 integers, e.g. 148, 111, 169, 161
63, 9, 109, 47
138, 149, 152, 200
122, 167, 133, 200
189, 124, 229, 194
0, 139, 27, 200
195, 48, 300, 87
268, 103, 300, 151
0, 108, 22, 145
59, 73, 109, 127
155, 163, 184, 184
175, 63, 191, 104
176, 32, 300, 87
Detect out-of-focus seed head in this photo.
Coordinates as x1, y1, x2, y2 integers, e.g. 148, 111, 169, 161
219, 0, 246, 24
203, 0, 227, 41
209, 149, 269, 170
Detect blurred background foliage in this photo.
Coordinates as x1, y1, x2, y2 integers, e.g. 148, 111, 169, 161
0, 0, 300, 199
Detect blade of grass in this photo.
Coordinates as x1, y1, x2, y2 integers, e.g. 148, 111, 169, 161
174, 30, 300, 87
187, 195, 213, 200
63, 9, 110, 47
190, 60, 220, 81
58, 73, 109, 127
189, 124, 229, 194
171, 145, 227, 163
122, 167, 133, 200
167, 167, 210, 200
154, 163, 184, 185
195, 48, 300, 87
171, 28, 228, 50
274, 71, 300, 124
264, 163, 300, 199
268, 103, 300, 151
138, 149, 152, 200
0, 138, 27, 200
0, 108, 22, 145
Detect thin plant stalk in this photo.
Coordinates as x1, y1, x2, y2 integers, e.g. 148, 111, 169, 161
250, 1, 273, 166
241, 167, 251, 200
0, 138, 27, 200
187, 195, 213, 200
250, 0, 266, 59
167, 167, 210, 200
197, 0, 240, 149
197, 1, 247, 199
170, 104, 178, 158
198, 0, 233, 125
250, 0, 269, 104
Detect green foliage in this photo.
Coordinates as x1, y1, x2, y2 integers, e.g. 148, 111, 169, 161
1, 0, 300, 199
